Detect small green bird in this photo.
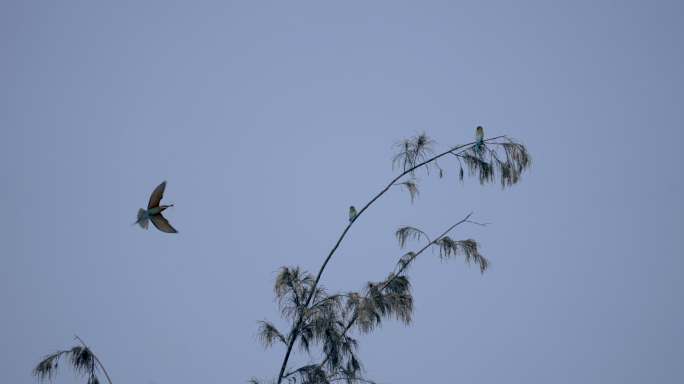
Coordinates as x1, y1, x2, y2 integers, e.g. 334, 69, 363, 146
131, 180, 178, 233
349, 206, 357, 226
474, 126, 484, 154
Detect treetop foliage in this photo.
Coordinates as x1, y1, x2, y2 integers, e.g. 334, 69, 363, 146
32, 336, 111, 384
250, 131, 531, 384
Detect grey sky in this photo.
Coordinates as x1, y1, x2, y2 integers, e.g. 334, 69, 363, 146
1, 1, 683, 383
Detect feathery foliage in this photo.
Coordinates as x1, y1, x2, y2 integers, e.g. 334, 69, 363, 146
253, 129, 531, 384
256, 320, 287, 349
433, 237, 490, 274
394, 252, 418, 275
394, 177, 421, 204
256, 217, 489, 383
32, 336, 111, 384
391, 131, 436, 176
395, 226, 430, 249
390, 131, 531, 203
460, 137, 532, 190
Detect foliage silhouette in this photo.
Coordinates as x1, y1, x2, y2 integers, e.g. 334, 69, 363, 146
32, 335, 113, 384
251, 131, 532, 384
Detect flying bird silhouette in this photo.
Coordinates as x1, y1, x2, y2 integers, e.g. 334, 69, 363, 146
131, 181, 178, 234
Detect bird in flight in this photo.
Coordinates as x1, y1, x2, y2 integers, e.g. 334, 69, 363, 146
474, 126, 484, 154
349, 206, 357, 226
131, 181, 178, 233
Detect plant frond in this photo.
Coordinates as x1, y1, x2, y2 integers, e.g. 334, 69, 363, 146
383, 292, 413, 325
287, 293, 346, 359
297, 325, 313, 354
502, 138, 532, 173
351, 281, 414, 334
327, 363, 378, 384
455, 156, 464, 183
33, 344, 101, 384
67, 346, 99, 382
353, 295, 382, 335
274, 266, 317, 322
470, 141, 488, 158
394, 177, 421, 204
391, 138, 411, 172
32, 350, 69, 383
322, 327, 361, 375
286, 364, 328, 384
381, 275, 411, 295
497, 139, 532, 190
344, 291, 362, 316
395, 226, 428, 249
394, 252, 418, 275
391, 131, 436, 176
312, 293, 344, 314
433, 158, 444, 179
433, 237, 490, 274
311, 311, 341, 346
344, 355, 363, 380
457, 137, 532, 190
255, 320, 287, 349
462, 153, 496, 185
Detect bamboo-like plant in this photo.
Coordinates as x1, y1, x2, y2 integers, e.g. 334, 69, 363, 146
32, 335, 113, 384
251, 131, 532, 384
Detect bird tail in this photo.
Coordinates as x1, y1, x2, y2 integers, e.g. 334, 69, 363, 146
474, 143, 480, 154
131, 208, 149, 229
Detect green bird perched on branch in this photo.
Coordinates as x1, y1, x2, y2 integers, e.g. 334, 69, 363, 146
349, 206, 357, 226
131, 180, 178, 234
474, 126, 484, 154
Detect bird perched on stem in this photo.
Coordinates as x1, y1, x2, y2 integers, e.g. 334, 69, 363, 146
131, 181, 178, 233
349, 206, 357, 226
474, 126, 484, 154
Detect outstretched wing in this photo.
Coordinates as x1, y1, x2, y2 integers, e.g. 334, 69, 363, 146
150, 213, 178, 234
148, 181, 167, 209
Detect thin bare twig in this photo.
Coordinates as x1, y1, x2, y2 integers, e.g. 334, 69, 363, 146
465, 220, 489, 227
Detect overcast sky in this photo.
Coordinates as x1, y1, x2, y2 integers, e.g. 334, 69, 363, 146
1, 1, 683, 383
